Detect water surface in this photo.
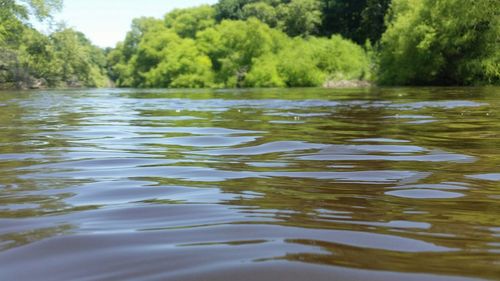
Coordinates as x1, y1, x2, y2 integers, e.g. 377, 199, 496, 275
0, 87, 499, 280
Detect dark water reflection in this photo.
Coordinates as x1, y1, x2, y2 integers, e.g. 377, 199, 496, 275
0, 87, 499, 281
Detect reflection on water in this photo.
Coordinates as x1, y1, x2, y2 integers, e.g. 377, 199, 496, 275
0, 87, 499, 281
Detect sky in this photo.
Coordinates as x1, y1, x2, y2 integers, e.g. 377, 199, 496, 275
44, 0, 218, 48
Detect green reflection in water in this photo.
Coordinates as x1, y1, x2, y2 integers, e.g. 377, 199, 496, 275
0, 87, 499, 280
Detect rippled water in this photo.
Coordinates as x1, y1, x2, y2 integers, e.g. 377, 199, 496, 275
0, 87, 499, 281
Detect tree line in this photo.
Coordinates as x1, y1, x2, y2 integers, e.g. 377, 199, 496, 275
1, 0, 498, 89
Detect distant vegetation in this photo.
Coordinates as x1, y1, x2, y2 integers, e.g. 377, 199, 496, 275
1, 0, 499, 89
0, 0, 109, 89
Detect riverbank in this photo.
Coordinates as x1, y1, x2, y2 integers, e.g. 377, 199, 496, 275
323, 80, 373, 88
1, 79, 373, 91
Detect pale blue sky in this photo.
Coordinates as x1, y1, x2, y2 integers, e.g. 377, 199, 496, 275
47, 0, 218, 48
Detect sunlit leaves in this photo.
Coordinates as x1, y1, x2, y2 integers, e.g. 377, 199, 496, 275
379, 0, 500, 85
109, 5, 371, 88
164, 5, 216, 38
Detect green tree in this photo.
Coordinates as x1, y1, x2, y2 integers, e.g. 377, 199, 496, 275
241, 2, 278, 27
319, 0, 390, 44
215, 0, 258, 20
379, 0, 499, 85
50, 28, 108, 87
216, 0, 323, 37
197, 18, 287, 87
309, 35, 370, 80
111, 21, 214, 88
17, 27, 60, 85
107, 17, 165, 87
1, 0, 72, 88
359, 0, 391, 43
1, 0, 62, 47
245, 54, 285, 87
129, 26, 179, 87
276, 39, 326, 86
0, 0, 62, 22
276, 0, 322, 37
142, 39, 214, 88
164, 5, 216, 38
121, 17, 165, 62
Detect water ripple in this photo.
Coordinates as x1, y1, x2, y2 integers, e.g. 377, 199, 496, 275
0, 88, 498, 281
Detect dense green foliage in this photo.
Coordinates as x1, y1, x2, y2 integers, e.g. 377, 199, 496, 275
215, 0, 323, 37
379, 0, 499, 85
0, 0, 109, 88
1, 0, 499, 89
108, 0, 498, 88
319, 0, 391, 44
108, 5, 369, 88
214, 0, 391, 43
107, 15, 214, 88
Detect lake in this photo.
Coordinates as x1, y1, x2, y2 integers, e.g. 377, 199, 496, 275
0, 87, 499, 281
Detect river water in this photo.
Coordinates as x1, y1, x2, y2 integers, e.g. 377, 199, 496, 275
0, 87, 499, 280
